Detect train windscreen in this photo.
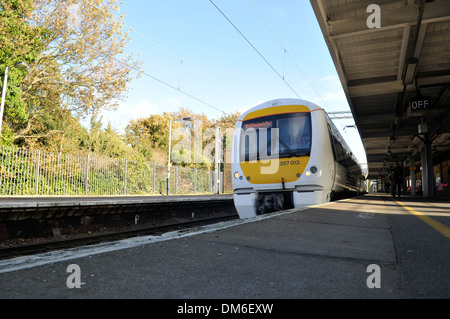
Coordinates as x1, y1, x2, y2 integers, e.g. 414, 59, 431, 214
241, 112, 311, 161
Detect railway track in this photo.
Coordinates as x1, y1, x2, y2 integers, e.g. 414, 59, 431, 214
0, 195, 237, 259
0, 215, 238, 259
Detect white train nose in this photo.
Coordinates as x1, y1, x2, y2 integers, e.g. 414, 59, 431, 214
233, 193, 257, 218
232, 99, 365, 219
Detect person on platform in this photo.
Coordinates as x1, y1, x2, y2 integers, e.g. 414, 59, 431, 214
392, 162, 404, 198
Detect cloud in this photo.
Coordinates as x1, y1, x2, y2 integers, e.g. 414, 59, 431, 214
320, 75, 341, 84
129, 99, 160, 118
315, 75, 348, 106
322, 90, 347, 103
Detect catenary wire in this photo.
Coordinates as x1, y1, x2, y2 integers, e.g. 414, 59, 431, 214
209, 0, 301, 99
84, 0, 228, 115
247, 0, 331, 110
114, 56, 226, 115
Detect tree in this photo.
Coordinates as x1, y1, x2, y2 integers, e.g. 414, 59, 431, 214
124, 108, 221, 168
78, 114, 132, 158
15, 0, 141, 144
0, 0, 46, 145
125, 113, 171, 160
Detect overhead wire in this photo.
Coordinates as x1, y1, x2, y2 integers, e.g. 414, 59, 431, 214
127, 24, 227, 92
84, 0, 227, 115
247, 0, 331, 110
112, 56, 226, 115
85, 0, 332, 116
208, 0, 301, 99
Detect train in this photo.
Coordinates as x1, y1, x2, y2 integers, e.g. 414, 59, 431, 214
231, 98, 366, 218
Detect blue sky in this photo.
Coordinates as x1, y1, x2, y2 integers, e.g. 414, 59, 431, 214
98, 0, 367, 164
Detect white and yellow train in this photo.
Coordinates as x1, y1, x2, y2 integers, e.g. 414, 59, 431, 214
232, 98, 365, 218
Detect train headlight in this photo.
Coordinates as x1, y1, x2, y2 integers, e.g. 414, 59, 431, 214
310, 166, 318, 174
305, 171, 311, 176
234, 172, 240, 179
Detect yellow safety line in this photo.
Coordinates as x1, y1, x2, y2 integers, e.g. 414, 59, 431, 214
394, 199, 450, 240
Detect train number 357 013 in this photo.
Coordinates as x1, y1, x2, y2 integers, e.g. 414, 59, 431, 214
280, 160, 300, 166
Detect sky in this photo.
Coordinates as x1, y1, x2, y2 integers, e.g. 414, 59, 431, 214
97, 0, 368, 165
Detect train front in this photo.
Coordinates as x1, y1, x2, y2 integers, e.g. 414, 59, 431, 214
232, 99, 323, 218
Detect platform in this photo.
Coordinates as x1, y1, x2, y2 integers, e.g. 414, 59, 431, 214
0, 194, 233, 209
0, 194, 236, 241
0, 194, 449, 299
0, 194, 234, 222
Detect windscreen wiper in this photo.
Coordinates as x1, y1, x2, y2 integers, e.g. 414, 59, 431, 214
278, 137, 296, 157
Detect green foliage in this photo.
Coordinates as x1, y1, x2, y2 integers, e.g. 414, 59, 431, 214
0, 0, 47, 144
0, 0, 43, 62
77, 115, 132, 159
0, 2, 242, 182
0, 126, 13, 146
123, 108, 240, 170
0, 146, 220, 196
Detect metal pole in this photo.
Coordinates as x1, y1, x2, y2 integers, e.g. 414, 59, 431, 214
123, 158, 127, 195
194, 168, 197, 194
425, 136, 434, 197
35, 150, 40, 195
152, 161, 156, 194
210, 170, 213, 194
174, 166, 178, 194
167, 119, 172, 196
0, 67, 9, 136
85, 154, 89, 196
411, 167, 416, 196
215, 127, 221, 194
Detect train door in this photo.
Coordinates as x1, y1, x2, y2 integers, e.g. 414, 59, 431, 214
327, 122, 337, 192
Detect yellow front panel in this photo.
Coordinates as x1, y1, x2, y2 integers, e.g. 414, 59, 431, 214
242, 105, 311, 121
240, 156, 310, 184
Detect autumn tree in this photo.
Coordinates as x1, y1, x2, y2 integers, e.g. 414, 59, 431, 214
125, 108, 216, 167
169, 107, 212, 167
213, 111, 241, 146
6, 0, 141, 145
78, 115, 132, 158
0, 0, 46, 145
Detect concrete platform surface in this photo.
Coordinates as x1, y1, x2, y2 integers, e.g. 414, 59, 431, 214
0, 194, 233, 208
0, 194, 449, 299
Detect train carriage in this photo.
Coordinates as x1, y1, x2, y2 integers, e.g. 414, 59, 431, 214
232, 98, 365, 218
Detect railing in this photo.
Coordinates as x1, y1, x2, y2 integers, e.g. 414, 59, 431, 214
0, 146, 229, 196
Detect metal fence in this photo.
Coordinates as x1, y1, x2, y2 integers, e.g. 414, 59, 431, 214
0, 146, 230, 196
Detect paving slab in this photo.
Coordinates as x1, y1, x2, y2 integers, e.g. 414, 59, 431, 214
0, 195, 412, 299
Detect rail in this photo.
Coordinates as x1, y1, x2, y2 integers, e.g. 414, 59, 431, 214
0, 214, 238, 259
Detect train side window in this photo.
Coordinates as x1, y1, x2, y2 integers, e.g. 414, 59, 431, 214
327, 124, 337, 162
333, 136, 346, 166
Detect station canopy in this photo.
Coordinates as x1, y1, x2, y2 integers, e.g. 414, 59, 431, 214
310, 0, 450, 179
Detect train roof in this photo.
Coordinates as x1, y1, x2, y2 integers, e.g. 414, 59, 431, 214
237, 98, 363, 168
238, 98, 324, 122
